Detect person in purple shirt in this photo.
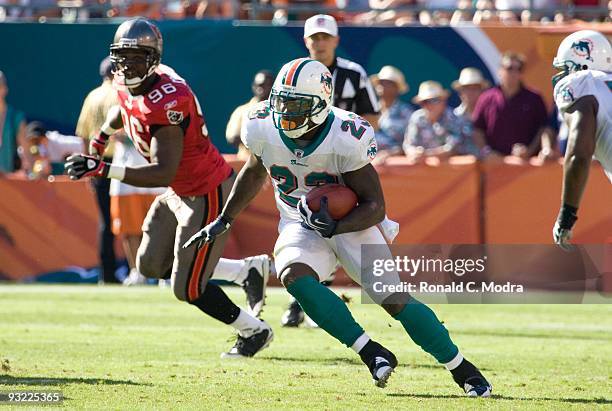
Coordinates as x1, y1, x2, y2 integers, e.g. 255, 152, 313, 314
472, 52, 548, 159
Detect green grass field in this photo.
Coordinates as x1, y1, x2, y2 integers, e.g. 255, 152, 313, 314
0, 285, 610, 410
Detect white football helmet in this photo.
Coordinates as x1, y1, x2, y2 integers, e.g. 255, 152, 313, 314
552, 30, 612, 86
270, 58, 333, 139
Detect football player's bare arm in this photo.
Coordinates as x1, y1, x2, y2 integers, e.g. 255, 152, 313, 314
220, 153, 268, 220
336, 163, 385, 235
106, 105, 124, 130
561, 95, 598, 209
122, 125, 182, 187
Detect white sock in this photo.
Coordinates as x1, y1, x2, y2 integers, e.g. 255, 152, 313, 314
211, 258, 246, 284
230, 309, 263, 338
351, 332, 371, 354
445, 352, 464, 371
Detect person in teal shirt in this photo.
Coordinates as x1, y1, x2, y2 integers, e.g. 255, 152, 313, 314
0, 71, 26, 173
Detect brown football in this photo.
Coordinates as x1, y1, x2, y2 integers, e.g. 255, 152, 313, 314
306, 184, 358, 220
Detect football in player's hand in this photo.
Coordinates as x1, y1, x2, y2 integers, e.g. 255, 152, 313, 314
306, 184, 357, 220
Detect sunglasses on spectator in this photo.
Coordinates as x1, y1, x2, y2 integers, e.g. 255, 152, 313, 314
422, 97, 443, 105
502, 64, 523, 72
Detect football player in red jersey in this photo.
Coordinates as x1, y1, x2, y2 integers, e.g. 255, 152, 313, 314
65, 18, 272, 358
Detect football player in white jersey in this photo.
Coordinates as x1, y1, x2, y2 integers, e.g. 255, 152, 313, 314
551, 30, 612, 249
184, 58, 491, 396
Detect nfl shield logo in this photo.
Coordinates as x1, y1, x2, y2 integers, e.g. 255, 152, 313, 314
294, 149, 304, 159
166, 110, 184, 125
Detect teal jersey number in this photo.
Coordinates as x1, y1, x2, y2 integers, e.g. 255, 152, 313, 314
305, 171, 338, 187
270, 166, 338, 207
270, 165, 299, 206
341, 120, 366, 140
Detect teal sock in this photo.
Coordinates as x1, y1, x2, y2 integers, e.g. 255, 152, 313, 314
286, 276, 365, 347
393, 298, 459, 364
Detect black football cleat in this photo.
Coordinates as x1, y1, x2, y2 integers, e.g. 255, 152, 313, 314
451, 358, 492, 397
281, 298, 305, 327
359, 340, 398, 388
221, 321, 273, 359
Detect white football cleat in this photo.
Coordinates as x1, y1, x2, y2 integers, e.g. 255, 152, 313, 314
242, 255, 270, 317
123, 269, 147, 286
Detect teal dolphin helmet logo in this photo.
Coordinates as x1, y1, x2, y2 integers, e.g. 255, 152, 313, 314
571, 39, 594, 62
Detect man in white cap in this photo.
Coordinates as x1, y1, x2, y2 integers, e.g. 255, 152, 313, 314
282, 14, 382, 327
403, 80, 467, 162
303, 14, 380, 129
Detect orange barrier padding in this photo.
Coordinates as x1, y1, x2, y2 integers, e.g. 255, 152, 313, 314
377, 157, 481, 244
0, 176, 99, 280
483, 161, 612, 243
1, 158, 609, 281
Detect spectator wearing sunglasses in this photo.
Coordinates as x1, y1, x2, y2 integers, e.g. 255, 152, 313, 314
403, 80, 466, 163
472, 52, 548, 159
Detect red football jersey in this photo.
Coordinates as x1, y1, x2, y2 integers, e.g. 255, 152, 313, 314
115, 65, 232, 197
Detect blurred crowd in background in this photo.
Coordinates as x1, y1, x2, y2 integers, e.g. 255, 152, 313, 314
0, 18, 569, 181
0, 0, 610, 24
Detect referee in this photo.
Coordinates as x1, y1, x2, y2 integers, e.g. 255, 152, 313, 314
281, 14, 381, 327
303, 14, 380, 129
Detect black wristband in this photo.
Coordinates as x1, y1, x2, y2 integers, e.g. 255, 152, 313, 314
557, 203, 578, 230
218, 214, 233, 227
97, 131, 110, 141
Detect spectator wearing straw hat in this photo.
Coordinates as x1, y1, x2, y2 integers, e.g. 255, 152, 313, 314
452, 67, 490, 120
370, 65, 413, 160
403, 80, 466, 162
451, 67, 490, 157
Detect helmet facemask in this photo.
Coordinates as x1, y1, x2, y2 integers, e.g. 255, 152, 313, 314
110, 46, 160, 88
270, 89, 327, 139
552, 59, 583, 88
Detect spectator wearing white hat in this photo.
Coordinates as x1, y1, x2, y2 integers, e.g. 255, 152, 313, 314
452, 67, 490, 120
370, 65, 413, 161
403, 80, 466, 162
303, 14, 380, 129
451, 68, 490, 157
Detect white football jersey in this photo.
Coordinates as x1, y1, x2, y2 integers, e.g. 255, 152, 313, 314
554, 70, 612, 182
241, 102, 378, 223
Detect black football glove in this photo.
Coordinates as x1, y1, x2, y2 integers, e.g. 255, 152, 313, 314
553, 204, 578, 251
64, 154, 110, 180
297, 195, 337, 238
182, 214, 233, 250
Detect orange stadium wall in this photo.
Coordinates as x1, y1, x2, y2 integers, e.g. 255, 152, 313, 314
1, 159, 610, 282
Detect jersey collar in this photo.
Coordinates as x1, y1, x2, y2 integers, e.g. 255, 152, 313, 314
327, 57, 337, 74
277, 111, 335, 158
